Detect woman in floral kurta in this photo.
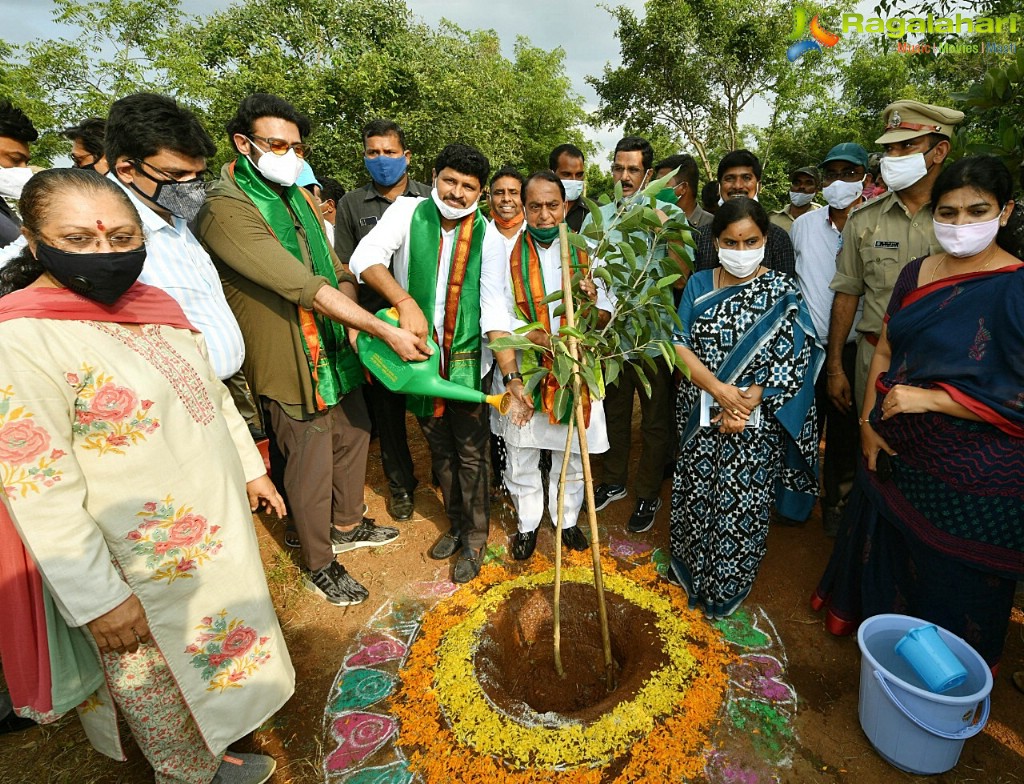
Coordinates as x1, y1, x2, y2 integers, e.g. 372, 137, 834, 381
0, 168, 293, 783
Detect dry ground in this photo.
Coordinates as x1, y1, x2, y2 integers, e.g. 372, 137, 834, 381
1, 413, 1022, 783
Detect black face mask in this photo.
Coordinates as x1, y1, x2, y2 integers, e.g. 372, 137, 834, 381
34, 242, 147, 305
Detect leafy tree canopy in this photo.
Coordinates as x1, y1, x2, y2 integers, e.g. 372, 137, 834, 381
0, 0, 590, 185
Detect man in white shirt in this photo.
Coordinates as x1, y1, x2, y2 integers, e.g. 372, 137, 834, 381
792, 142, 868, 535
349, 143, 529, 582
104, 93, 245, 382
485, 171, 611, 560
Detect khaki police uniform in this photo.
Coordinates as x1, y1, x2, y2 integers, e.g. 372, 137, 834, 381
770, 201, 821, 233
830, 192, 937, 405
828, 99, 963, 406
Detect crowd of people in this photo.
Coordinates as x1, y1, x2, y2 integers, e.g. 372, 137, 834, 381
0, 90, 1021, 783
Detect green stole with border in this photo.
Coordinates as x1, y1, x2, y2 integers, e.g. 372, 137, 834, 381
406, 199, 484, 417
230, 156, 362, 409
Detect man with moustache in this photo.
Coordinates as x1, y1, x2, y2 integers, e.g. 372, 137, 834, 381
349, 143, 530, 583
582, 136, 683, 534
549, 143, 587, 231
693, 149, 796, 275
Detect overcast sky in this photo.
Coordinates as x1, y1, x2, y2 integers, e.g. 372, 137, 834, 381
3, 0, 653, 155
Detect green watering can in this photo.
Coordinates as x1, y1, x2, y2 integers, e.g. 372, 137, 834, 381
357, 308, 512, 414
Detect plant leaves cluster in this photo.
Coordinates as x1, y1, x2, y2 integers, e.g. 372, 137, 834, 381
490, 171, 695, 420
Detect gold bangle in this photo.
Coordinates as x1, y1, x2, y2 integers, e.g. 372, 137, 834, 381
858, 417, 869, 426
826, 370, 845, 377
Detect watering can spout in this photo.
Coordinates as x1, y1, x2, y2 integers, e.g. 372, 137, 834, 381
357, 308, 512, 414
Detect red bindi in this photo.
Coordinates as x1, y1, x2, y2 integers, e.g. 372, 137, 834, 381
96, 219, 105, 231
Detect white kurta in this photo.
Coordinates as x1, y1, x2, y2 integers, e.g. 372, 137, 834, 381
484, 233, 610, 453
483, 234, 610, 532
348, 196, 512, 377
0, 315, 294, 760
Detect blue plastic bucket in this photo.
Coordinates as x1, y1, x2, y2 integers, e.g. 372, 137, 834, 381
857, 614, 991, 775
895, 624, 968, 693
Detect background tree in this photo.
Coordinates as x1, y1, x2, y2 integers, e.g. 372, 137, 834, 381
0, 0, 589, 182
589, 0, 826, 181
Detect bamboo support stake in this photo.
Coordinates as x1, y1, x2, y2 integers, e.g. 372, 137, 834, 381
552, 413, 575, 679
558, 222, 615, 692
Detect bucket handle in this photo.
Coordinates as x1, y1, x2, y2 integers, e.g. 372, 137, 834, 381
874, 671, 990, 740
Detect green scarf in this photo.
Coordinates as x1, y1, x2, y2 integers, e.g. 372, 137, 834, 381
231, 156, 363, 408
406, 198, 485, 417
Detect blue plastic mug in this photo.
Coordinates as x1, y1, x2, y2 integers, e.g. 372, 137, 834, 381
895, 624, 968, 694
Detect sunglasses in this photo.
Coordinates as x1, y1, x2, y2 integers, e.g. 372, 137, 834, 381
248, 134, 310, 159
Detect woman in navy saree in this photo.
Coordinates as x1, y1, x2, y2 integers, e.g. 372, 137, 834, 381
672, 198, 821, 619
813, 156, 1024, 666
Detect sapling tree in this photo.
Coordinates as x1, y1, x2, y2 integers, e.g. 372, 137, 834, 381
490, 170, 695, 686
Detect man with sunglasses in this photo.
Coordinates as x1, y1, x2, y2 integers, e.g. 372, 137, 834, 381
826, 100, 963, 412
105, 92, 246, 385
64, 117, 108, 175
198, 94, 429, 607
581, 136, 684, 535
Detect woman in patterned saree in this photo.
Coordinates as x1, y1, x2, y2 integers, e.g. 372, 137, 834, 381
670, 197, 821, 619
0, 168, 294, 783
813, 155, 1024, 667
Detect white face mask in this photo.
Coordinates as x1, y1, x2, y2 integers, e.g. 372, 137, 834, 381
561, 179, 584, 202
789, 191, 815, 207
431, 186, 478, 221
932, 213, 1002, 258
250, 146, 304, 187
0, 166, 34, 199
822, 177, 865, 210
717, 245, 765, 278
880, 153, 928, 192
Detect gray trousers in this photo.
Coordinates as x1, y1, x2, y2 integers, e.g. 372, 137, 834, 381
265, 394, 370, 572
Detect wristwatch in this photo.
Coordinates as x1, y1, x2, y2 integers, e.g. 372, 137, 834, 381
502, 371, 524, 385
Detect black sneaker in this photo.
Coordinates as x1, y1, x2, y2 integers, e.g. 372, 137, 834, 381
627, 497, 662, 533
331, 518, 399, 554
561, 525, 589, 551
303, 561, 368, 606
593, 483, 627, 511
287, 503, 368, 549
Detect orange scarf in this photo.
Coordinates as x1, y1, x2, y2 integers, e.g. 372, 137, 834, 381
509, 232, 592, 426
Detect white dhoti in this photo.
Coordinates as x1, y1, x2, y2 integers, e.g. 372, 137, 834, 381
493, 379, 609, 533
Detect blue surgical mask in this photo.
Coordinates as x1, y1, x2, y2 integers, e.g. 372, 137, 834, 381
364, 155, 408, 187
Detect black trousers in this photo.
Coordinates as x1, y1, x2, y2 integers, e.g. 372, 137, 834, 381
418, 401, 491, 552
601, 356, 674, 499
364, 383, 418, 495
815, 340, 859, 508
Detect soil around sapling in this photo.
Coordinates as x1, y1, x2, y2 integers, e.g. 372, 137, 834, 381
475, 583, 668, 724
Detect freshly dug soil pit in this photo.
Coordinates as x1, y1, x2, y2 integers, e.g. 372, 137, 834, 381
475, 582, 668, 725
